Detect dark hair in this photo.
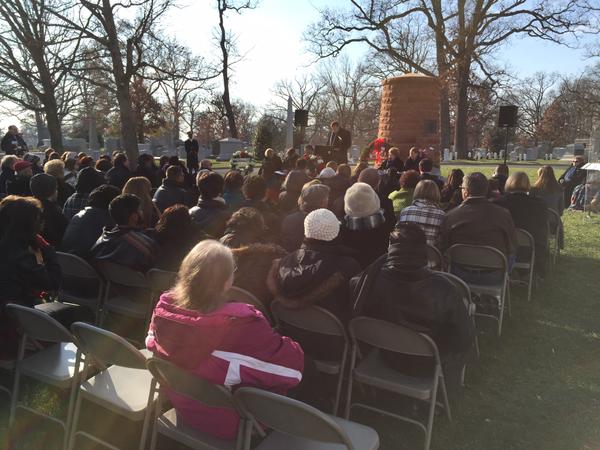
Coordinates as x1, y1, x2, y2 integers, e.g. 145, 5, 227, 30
295, 159, 308, 171
225, 207, 265, 235
330, 121, 339, 128
95, 159, 112, 173
444, 169, 464, 190
242, 175, 267, 201
88, 184, 121, 210
224, 170, 244, 191
155, 204, 194, 245
357, 167, 380, 190
76, 167, 105, 194
166, 165, 183, 180
419, 158, 433, 173
0, 195, 43, 243
197, 172, 224, 199
463, 172, 488, 197
79, 156, 94, 168
390, 222, 426, 246
168, 156, 180, 167
113, 152, 128, 167
495, 164, 509, 176
159, 155, 170, 168
400, 170, 420, 189
109, 194, 140, 226
282, 170, 309, 194
48, 152, 60, 161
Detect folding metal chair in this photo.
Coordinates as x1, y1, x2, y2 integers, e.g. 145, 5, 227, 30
146, 357, 246, 450
511, 229, 536, 303
96, 261, 152, 335
271, 301, 349, 415
235, 386, 379, 450
68, 322, 156, 450
547, 208, 561, 267
56, 252, 105, 324
6, 304, 85, 450
225, 286, 268, 316
447, 244, 510, 336
345, 317, 450, 450
426, 244, 444, 271
147, 269, 177, 320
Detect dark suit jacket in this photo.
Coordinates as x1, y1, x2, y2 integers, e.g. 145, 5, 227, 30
440, 197, 518, 257
328, 128, 351, 151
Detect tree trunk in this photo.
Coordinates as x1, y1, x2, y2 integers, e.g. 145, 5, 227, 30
34, 110, 48, 147
116, 84, 139, 166
453, 65, 470, 159
42, 97, 64, 153
88, 109, 99, 150
218, 2, 238, 138
439, 87, 451, 150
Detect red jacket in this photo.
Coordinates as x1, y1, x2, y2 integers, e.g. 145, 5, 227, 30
146, 294, 304, 439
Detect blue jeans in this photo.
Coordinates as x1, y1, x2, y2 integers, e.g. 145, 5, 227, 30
451, 255, 516, 286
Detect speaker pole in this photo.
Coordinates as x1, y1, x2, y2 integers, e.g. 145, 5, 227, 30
504, 126, 509, 165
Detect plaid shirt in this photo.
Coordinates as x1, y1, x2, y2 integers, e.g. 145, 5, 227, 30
63, 193, 90, 220
397, 199, 445, 246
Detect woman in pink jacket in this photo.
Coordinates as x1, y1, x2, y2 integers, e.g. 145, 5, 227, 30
146, 240, 304, 440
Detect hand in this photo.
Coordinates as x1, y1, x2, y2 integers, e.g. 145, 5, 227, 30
29, 247, 44, 265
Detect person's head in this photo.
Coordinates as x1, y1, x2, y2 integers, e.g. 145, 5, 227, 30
109, 194, 143, 227
138, 153, 155, 170
418, 158, 433, 174
44, 148, 54, 159
295, 158, 308, 172
462, 172, 488, 199
187, 131, 193, 139
79, 156, 94, 169
534, 165, 561, 193
224, 170, 244, 192
409, 147, 419, 160
30, 173, 58, 201
64, 158, 78, 172
344, 182, 380, 218
171, 240, 235, 313
318, 167, 336, 180
14, 160, 32, 178
389, 223, 427, 267
388, 147, 400, 161
197, 171, 224, 199
1, 155, 18, 171
264, 148, 275, 159
113, 152, 128, 168
494, 164, 509, 177
445, 169, 464, 190
325, 160, 338, 171
304, 208, 340, 242
357, 167, 380, 191
95, 158, 112, 173
225, 207, 265, 235
330, 121, 340, 133
88, 184, 121, 210
337, 164, 351, 179
573, 155, 586, 167
242, 175, 267, 201
413, 180, 441, 204
44, 159, 65, 181
76, 167, 105, 194
23, 154, 41, 168
353, 161, 368, 178
400, 170, 420, 190
62, 151, 75, 163
299, 183, 330, 213
155, 204, 194, 243
7, 125, 18, 135
77, 152, 87, 160
504, 171, 531, 194
286, 147, 297, 157
200, 159, 212, 170
0, 195, 43, 242
304, 144, 314, 155
48, 152, 60, 161
166, 165, 185, 184
123, 176, 152, 201
283, 170, 309, 194
159, 155, 170, 168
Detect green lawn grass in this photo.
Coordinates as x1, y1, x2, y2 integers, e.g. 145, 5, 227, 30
1, 167, 599, 450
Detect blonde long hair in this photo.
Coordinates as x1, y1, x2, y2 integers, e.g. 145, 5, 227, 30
172, 240, 235, 313
534, 165, 561, 194
123, 176, 158, 227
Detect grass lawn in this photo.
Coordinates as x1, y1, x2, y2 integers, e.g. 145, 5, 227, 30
1, 166, 599, 450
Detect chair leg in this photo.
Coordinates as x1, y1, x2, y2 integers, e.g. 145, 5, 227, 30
63, 355, 82, 450
344, 348, 357, 419
149, 394, 163, 450
139, 380, 158, 450
333, 350, 348, 416
424, 376, 439, 450
439, 374, 452, 421
67, 390, 84, 450
8, 335, 26, 428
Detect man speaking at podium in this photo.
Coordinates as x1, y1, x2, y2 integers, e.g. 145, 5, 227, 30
327, 121, 351, 164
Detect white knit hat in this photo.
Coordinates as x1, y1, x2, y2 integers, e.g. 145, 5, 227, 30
304, 208, 340, 241
344, 182, 380, 218
318, 167, 336, 179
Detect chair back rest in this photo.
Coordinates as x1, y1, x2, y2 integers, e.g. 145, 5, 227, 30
234, 387, 355, 449
146, 357, 236, 410
516, 228, 534, 249
547, 208, 560, 233
447, 244, 507, 272
271, 301, 346, 338
225, 286, 266, 314
349, 316, 436, 359
426, 244, 444, 270
147, 269, 177, 294
71, 322, 146, 369
56, 252, 101, 280
6, 304, 73, 343
437, 272, 471, 310
97, 261, 148, 289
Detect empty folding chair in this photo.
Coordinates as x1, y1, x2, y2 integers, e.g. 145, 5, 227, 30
511, 229, 536, 303
146, 357, 246, 450
345, 317, 450, 450
426, 244, 444, 271
68, 322, 157, 450
235, 386, 379, 450
547, 208, 561, 267
271, 301, 349, 415
56, 252, 105, 324
447, 244, 510, 336
6, 303, 85, 450
225, 286, 268, 316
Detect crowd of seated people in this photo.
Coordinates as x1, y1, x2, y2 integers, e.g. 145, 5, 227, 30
0, 145, 576, 443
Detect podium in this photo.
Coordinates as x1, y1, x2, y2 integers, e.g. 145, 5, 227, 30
314, 145, 335, 163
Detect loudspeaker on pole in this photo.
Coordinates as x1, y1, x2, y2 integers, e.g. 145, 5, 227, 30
294, 109, 309, 127
498, 105, 518, 128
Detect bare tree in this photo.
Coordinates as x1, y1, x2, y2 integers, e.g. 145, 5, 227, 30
51, 0, 173, 164
0, 0, 84, 152
216, 0, 257, 139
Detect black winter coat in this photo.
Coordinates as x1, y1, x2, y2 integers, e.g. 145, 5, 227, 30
0, 167, 15, 194
6, 175, 32, 197
106, 165, 132, 189
340, 211, 390, 269
189, 198, 231, 238
153, 179, 191, 213
61, 207, 113, 259
39, 199, 68, 247
91, 226, 157, 272
279, 210, 306, 252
